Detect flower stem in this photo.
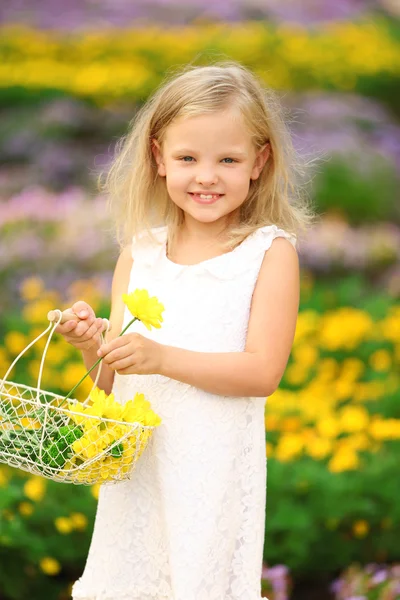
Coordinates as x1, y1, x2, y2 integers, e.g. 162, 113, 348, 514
61, 317, 138, 406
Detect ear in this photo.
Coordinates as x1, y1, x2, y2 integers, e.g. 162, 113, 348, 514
151, 139, 166, 177
250, 143, 271, 181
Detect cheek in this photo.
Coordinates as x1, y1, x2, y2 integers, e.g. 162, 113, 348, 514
228, 166, 252, 189
164, 169, 190, 205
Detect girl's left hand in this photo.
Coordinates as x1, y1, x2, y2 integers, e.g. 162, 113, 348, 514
97, 333, 163, 375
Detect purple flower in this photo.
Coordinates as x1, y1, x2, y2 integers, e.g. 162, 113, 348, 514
330, 578, 343, 594
371, 568, 388, 585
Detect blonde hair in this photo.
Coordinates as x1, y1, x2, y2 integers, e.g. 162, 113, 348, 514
99, 60, 318, 252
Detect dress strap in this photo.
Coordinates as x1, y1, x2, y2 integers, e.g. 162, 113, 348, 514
253, 224, 297, 250
206, 224, 297, 279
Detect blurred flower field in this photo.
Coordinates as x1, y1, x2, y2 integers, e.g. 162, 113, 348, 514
0, 19, 399, 100
1, 3, 400, 599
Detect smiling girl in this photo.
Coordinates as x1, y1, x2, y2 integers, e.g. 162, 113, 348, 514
56, 60, 316, 600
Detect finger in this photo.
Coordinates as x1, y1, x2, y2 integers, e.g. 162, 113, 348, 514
96, 318, 108, 333
71, 300, 94, 319
84, 320, 102, 341
101, 342, 132, 364
108, 356, 135, 373
55, 320, 77, 334
76, 313, 96, 331
98, 335, 132, 357
73, 313, 99, 336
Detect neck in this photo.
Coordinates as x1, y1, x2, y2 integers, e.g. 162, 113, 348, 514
179, 211, 239, 244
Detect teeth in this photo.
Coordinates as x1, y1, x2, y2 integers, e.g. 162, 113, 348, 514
198, 194, 218, 199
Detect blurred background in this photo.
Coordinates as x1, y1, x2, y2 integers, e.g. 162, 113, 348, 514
0, 1, 399, 599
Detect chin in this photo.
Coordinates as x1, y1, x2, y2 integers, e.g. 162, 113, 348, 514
190, 212, 225, 224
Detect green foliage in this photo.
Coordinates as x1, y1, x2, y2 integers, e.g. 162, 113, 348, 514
264, 451, 400, 576
0, 471, 95, 599
313, 157, 399, 224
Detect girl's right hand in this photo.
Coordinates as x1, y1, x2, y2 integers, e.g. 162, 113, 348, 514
55, 301, 107, 351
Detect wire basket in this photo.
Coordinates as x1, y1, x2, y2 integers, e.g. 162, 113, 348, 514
0, 310, 157, 486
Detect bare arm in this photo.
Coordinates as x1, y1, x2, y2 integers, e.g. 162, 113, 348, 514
159, 238, 300, 396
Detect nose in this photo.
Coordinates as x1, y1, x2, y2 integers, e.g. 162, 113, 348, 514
195, 164, 218, 187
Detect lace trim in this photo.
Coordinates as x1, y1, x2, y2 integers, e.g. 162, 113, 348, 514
73, 592, 172, 600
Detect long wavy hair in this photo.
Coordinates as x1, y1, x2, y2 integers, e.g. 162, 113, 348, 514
99, 60, 318, 252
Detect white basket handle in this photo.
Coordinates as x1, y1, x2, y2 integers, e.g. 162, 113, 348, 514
0, 317, 60, 402
0, 310, 111, 406
47, 309, 112, 406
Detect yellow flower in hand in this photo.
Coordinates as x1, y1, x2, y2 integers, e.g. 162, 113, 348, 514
122, 289, 164, 331
62, 288, 165, 406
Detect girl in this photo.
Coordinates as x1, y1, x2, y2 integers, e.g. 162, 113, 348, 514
58, 60, 315, 600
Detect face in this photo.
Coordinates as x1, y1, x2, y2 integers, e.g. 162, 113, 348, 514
152, 107, 270, 229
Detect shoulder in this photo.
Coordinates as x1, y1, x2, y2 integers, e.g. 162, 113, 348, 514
251, 226, 300, 325
257, 231, 299, 288
253, 224, 297, 252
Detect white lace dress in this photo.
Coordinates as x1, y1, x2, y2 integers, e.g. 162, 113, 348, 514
72, 224, 297, 600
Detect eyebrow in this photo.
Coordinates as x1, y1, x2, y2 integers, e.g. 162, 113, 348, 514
172, 148, 247, 158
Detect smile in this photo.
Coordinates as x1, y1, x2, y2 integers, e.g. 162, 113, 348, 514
189, 193, 224, 205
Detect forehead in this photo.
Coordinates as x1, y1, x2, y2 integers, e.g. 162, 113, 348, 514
164, 107, 253, 151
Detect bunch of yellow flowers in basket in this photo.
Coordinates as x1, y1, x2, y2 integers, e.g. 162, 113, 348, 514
61, 388, 161, 484
0, 289, 164, 485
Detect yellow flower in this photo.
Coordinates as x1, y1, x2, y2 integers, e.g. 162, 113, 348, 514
68, 401, 91, 427
275, 434, 304, 462
4, 331, 26, 354
369, 417, 400, 440
338, 405, 370, 433
121, 393, 162, 427
285, 363, 308, 385
292, 344, 319, 367
369, 349, 392, 372
19, 502, 34, 517
122, 289, 164, 330
72, 427, 108, 459
54, 516, 73, 534
84, 388, 123, 421
20, 417, 41, 430
352, 520, 369, 538
19, 276, 44, 301
40, 557, 61, 576
305, 436, 332, 460
319, 308, 373, 351
316, 417, 340, 439
91, 483, 101, 499
70, 512, 88, 531
328, 448, 359, 473
24, 477, 46, 502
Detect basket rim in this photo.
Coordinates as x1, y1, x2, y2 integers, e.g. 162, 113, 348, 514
0, 378, 64, 401
0, 379, 156, 429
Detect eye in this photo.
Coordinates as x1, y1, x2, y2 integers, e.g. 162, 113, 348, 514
178, 156, 237, 163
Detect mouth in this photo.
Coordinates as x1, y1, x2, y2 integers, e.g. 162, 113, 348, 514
188, 192, 224, 205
